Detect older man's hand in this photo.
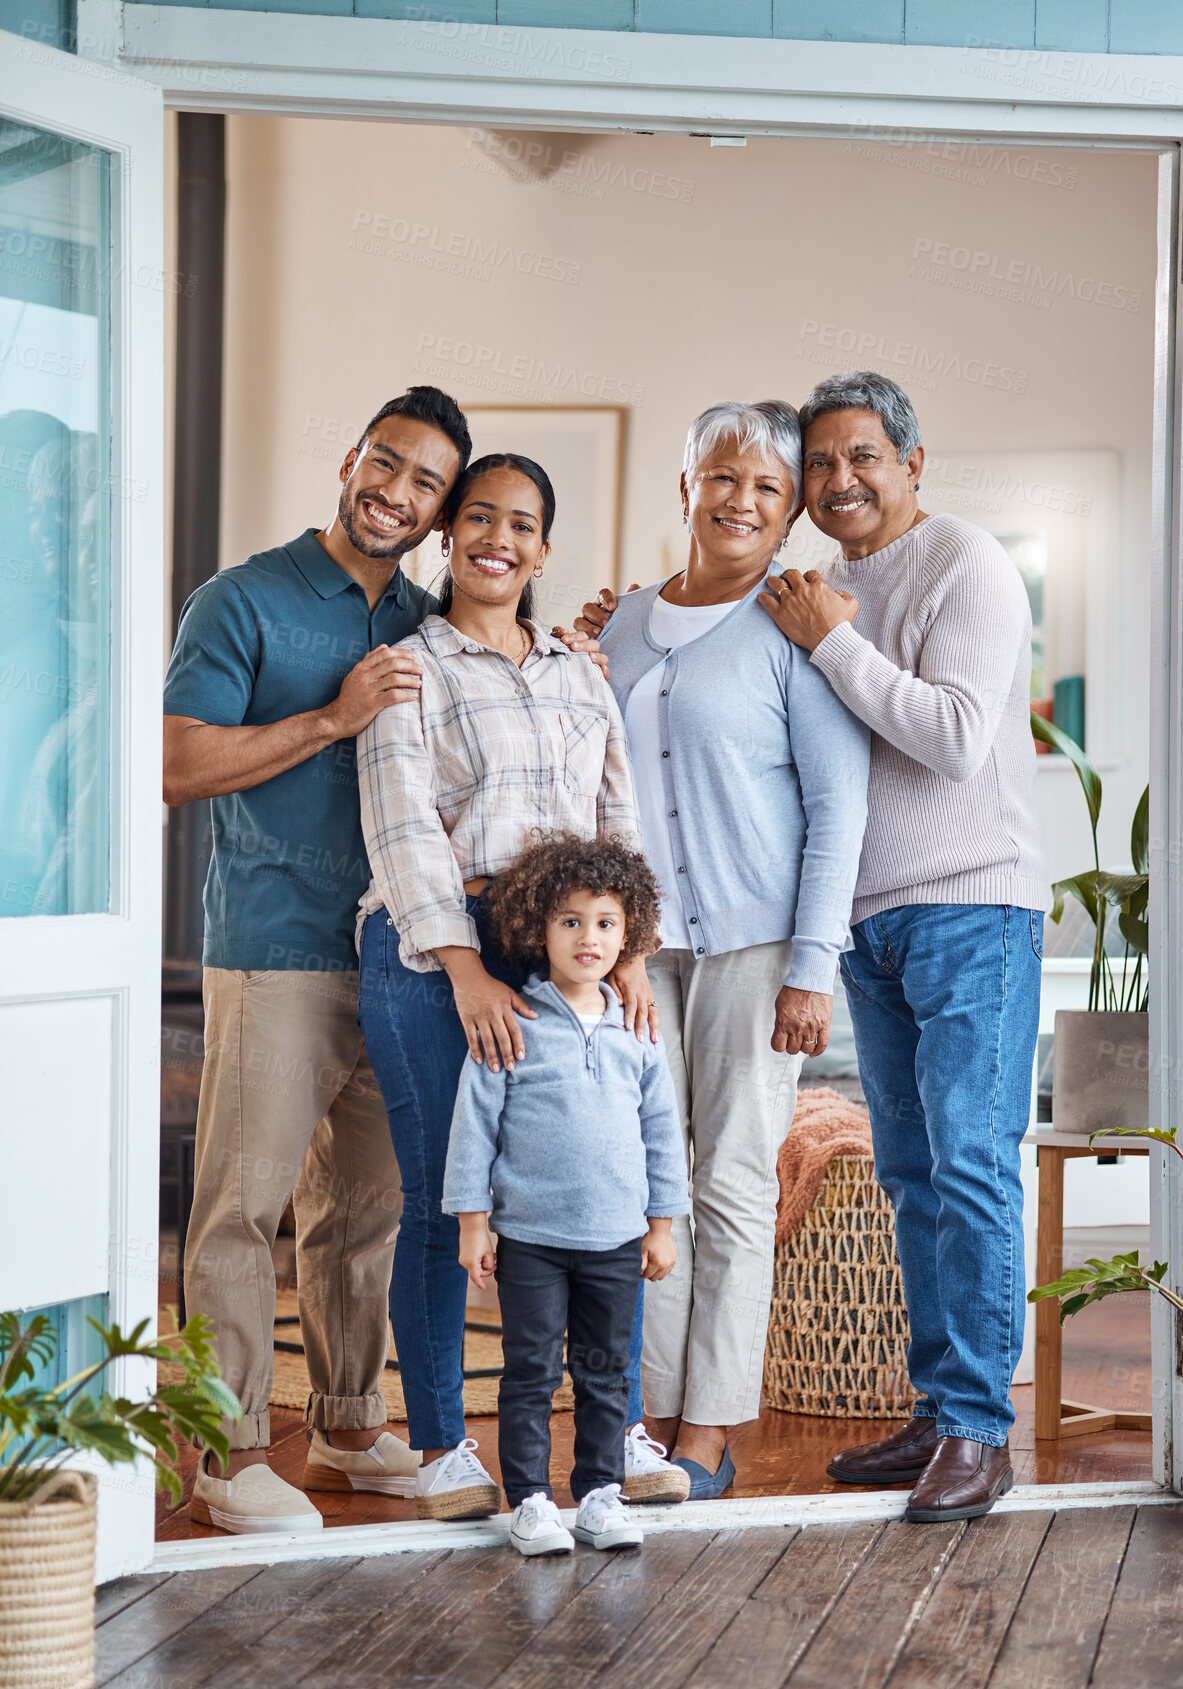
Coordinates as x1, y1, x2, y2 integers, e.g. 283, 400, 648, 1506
772, 987, 832, 1057
759, 570, 858, 653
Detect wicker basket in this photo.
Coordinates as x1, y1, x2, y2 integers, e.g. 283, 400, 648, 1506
764, 1153, 918, 1419
0, 1470, 96, 1689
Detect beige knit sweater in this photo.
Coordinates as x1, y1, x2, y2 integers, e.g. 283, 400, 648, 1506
809, 513, 1049, 926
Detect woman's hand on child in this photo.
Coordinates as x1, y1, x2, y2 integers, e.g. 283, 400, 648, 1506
458, 1214, 498, 1290
607, 955, 660, 1043
640, 1219, 676, 1281
439, 950, 538, 1072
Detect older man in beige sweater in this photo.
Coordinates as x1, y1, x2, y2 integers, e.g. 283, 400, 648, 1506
761, 371, 1047, 1523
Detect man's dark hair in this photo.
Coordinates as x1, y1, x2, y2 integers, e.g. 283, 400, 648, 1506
358, 386, 471, 472
798, 370, 922, 464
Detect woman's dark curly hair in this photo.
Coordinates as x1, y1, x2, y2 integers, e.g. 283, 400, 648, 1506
488, 832, 662, 967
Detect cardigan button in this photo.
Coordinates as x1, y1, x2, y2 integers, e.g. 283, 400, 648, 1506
669, 809, 677, 817
661, 688, 669, 696
661, 750, 670, 758
677, 866, 685, 874
689, 916, 698, 925
696, 947, 705, 956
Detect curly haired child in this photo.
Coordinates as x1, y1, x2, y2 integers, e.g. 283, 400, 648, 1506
442, 832, 690, 1556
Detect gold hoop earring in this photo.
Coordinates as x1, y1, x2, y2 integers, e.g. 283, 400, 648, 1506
533, 564, 544, 579
441, 537, 452, 559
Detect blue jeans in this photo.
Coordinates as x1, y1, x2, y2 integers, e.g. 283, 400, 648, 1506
840, 904, 1043, 1446
359, 896, 645, 1448
626, 1284, 643, 1426
358, 896, 526, 1451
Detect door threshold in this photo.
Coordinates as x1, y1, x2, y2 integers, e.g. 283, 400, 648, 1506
152, 1480, 1177, 1573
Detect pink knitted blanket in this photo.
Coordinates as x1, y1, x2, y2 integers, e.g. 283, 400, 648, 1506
775, 1086, 874, 1246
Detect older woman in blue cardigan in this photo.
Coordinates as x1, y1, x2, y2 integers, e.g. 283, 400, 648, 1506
595, 400, 870, 1497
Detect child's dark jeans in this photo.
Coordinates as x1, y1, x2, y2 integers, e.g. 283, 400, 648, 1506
495, 1234, 643, 1506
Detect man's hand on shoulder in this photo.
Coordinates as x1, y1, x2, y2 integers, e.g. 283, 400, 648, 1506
323, 645, 422, 739
759, 570, 858, 654
574, 582, 639, 639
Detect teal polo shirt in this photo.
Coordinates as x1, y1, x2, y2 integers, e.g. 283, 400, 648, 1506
163, 529, 434, 972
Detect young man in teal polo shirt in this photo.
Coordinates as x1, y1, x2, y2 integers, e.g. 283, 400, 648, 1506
164, 386, 470, 1533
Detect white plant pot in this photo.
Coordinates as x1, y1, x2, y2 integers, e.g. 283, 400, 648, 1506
1051, 1009, 1149, 1137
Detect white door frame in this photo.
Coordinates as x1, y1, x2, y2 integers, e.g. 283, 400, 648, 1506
0, 36, 165, 1577
69, 7, 1183, 1499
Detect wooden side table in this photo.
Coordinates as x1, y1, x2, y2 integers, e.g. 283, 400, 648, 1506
1023, 1125, 1152, 1439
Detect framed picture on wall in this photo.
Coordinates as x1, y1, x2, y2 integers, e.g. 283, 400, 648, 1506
918, 450, 1120, 766
402, 405, 625, 629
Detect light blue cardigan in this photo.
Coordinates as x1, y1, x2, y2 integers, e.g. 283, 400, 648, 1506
598, 567, 870, 995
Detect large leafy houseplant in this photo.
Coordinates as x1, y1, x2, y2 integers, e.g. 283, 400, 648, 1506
0, 1310, 239, 1504
1028, 710, 1170, 1325
1031, 710, 1148, 1011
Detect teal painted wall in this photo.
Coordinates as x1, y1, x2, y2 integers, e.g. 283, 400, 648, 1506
0, 0, 71, 49
102, 0, 1183, 54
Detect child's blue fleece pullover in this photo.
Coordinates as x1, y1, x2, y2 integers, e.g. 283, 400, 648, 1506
441, 973, 690, 1251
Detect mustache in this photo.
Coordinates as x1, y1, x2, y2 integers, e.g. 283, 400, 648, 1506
819, 490, 876, 509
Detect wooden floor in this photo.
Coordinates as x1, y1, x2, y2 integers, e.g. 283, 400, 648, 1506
156, 1290, 1153, 1542
101, 1501, 1183, 1688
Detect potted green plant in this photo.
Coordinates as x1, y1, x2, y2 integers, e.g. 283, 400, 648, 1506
1031, 711, 1149, 1135
0, 1311, 239, 1689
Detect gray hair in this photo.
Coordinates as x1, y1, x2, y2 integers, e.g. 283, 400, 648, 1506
682, 400, 802, 499
798, 371, 922, 463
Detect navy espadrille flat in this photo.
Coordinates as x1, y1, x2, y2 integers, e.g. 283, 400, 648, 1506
671, 1444, 736, 1500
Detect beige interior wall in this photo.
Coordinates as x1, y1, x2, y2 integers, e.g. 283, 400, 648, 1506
217, 115, 1158, 886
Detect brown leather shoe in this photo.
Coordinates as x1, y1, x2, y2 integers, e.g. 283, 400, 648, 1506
904, 1436, 1014, 1522
826, 1416, 939, 1486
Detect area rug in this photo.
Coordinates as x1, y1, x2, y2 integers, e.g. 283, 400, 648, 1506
267, 1289, 575, 1421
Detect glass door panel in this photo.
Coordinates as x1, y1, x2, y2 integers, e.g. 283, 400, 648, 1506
0, 119, 110, 916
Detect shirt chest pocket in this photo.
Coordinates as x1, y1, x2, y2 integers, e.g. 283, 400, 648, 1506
558, 701, 610, 797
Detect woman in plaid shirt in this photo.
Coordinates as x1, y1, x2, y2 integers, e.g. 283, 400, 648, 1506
356, 452, 656, 1520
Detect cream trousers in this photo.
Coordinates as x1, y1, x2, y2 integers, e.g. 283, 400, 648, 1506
184, 968, 402, 1449
643, 941, 803, 1427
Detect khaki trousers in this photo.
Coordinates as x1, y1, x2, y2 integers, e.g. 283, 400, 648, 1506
644, 941, 803, 1427
184, 969, 402, 1449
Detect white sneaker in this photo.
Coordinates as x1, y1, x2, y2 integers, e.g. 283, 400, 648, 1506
414, 1437, 502, 1521
190, 1452, 323, 1535
302, 1429, 421, 1497
623, 1424, 691, 1503
573, 1483, 643, 1550
509, 1493, 575, 1557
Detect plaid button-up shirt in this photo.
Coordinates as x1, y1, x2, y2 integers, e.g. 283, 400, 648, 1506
357, 615, 640, 972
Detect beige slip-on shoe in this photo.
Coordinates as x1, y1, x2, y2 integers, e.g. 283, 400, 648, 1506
302, 1428, 421, 1497
189, 1452, 324, 1535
